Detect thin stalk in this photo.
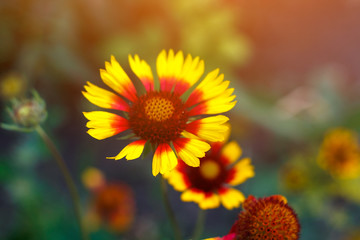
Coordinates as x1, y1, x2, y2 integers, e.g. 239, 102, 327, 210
192, 209, 206, 240
35, 125, 88, 240
160, 177, 182, 240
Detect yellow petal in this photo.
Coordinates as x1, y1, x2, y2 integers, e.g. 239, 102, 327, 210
83, 111, 129, 140
180, 55, 204, 86
228, 158, 255, 185
173, 138, 211, 167
128, 54, 154, 91
87, 128, 118, 140
152, 143, 178, 176
186, 115, 229, 142
164, 169, 189, 191
221, 141, 242, 164
189, 89, 236, 116
219, 188, 245, 210
181, 189, 205, 203
160, 144, 178, 174
199, 193, 220, 209
110, 140, 147, 160
100, 56, 137, 101
152, 148, 161, 177
82, 82, 129, 111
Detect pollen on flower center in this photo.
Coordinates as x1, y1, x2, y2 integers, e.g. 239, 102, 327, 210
200, 160, 220, 180
231, 195, 300, 240
144, 97, 175, 122
129, 91, 188, 144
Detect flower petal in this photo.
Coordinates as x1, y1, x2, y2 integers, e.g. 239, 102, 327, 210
185, 115, 229, 142
181, 188, 205, 203
157, 49, 178, 92
219, 187, 245, 210
82, 82, 129, 111
152, 143, 178, 176
173, 138, 211, 167
156, 49, 204, 95
221, 141, 242, 165
186, 69, 227, 107
189, 88, 236, 116
128, 54, 154, 91
100, 55, 137, 101
174, 54, 204, 95
109, 140, 147, 160
226, 158, 255, 185
163, 169, 190, 191
83, 111, 129, 140
199, 192, 221, 209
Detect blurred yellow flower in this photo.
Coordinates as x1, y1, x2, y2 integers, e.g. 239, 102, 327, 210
0, 72, 26, 100
81, 167, 106, 191
317, 128, 360, 179
83, 49, 236, 176
165, 136, 254, 210
280, 154, 310, 192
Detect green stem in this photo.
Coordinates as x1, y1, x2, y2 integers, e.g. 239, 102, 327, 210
35, 125, 89, 240
192, 209, 206, 240
160, 177, 182, 240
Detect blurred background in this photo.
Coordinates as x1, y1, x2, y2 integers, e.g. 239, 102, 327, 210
1, 0, 360, 239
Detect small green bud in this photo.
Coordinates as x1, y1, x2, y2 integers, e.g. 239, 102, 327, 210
11, 91, 47, 128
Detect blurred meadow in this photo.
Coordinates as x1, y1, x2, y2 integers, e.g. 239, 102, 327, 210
1, 0, 360, 239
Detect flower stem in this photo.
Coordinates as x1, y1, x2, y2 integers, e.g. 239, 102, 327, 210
192, 209, 206, 240
160, 177, 182, 240
35, 125, 88, 240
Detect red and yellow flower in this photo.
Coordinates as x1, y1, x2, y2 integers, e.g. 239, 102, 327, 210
317, 128, 360, 179
229, 195, 300, 240
83, 50, 236, 176
204, 233, 236, 240
82, 168, 135, 233
165, 137, 254, 210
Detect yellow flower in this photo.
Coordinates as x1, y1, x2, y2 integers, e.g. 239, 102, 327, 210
280, 154, 310, 192
317, 128, 360, 179
81, 167, 106, 191
83, 50, 236, 176
165, 137, 254, 210
0, 72, 26, 100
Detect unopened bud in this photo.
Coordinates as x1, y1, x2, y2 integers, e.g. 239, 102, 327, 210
12, 92, 47, 128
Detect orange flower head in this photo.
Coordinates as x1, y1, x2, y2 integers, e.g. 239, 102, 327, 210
317, 128, 360, 179
165, 136, 255, 210
229, 195, 300, 240
92, 183, 135, 232
83, 50, 236, 176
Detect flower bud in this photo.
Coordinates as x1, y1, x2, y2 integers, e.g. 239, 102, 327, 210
12, 93, 47, 128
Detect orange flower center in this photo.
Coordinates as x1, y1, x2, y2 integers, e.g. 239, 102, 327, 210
129, 91, 188, 144
200, 160, 220, 180
232, 195, 300, 240
144, 97, 175, 122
